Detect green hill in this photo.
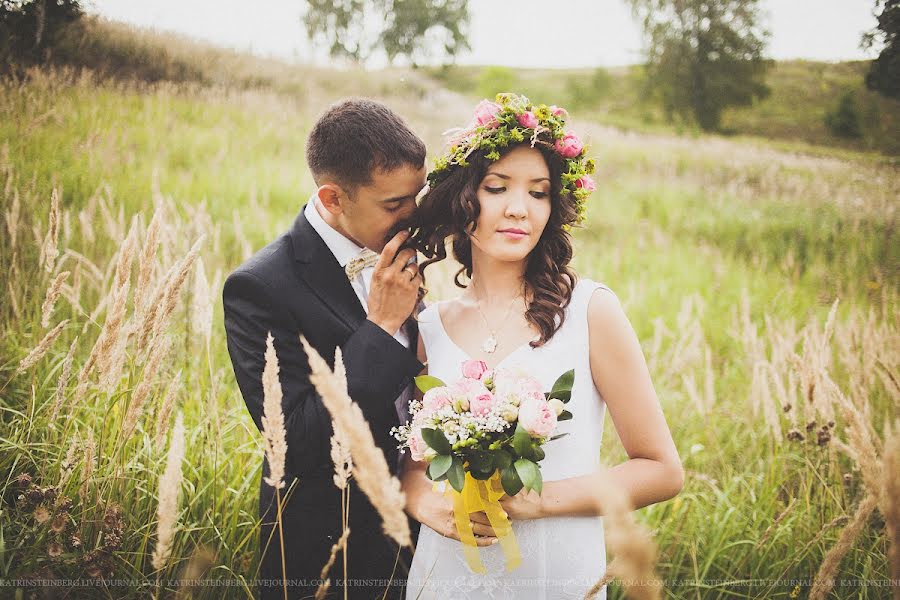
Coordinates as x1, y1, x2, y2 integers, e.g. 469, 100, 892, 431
425, 60, 900, 157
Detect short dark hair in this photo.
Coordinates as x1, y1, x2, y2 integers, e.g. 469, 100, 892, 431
305, 98, 426, 193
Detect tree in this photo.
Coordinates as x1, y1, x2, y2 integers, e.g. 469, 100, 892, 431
824, 89, 863, 138
302, 0, 470, 67
861, 0, 899, 100
0, 0, 83, 67
628, 0, 772, 131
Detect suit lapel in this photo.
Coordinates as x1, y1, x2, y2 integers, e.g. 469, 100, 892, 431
289, 204, 367, 330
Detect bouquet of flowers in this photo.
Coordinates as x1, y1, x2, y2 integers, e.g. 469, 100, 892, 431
392, 359, 574, 572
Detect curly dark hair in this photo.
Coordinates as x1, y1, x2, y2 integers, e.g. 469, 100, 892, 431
408, 142, 580, 348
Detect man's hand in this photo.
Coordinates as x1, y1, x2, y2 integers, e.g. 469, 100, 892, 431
401, 457, 499, 547
367, 230, 421, 336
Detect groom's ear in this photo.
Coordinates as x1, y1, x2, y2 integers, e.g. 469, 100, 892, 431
316, 184, 349, 215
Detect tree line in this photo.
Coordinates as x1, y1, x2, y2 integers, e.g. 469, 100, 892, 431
2, 0, 897, 135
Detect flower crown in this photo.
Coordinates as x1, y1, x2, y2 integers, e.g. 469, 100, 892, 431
425, 92, 596, 226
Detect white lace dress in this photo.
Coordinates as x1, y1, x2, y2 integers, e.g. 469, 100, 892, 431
405, 279, 615, 600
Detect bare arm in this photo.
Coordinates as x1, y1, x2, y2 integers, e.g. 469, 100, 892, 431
501, 287, 684, 519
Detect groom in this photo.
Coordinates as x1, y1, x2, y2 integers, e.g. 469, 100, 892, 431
224, 98, 429, 600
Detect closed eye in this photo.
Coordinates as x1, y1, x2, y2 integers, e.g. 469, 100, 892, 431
530, 191, 549, 199
484, 186, 505, 194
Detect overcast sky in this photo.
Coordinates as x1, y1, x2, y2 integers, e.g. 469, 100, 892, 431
88, 0, 880, 69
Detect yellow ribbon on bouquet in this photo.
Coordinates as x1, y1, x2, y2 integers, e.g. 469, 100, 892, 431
434, 470, 522, 573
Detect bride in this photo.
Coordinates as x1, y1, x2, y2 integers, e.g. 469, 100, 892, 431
399, 94, 684, 599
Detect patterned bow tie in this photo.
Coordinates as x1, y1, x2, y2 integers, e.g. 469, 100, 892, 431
345, 248, 379, 281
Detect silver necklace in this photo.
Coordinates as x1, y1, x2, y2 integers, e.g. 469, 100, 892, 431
472, 284, 524, 354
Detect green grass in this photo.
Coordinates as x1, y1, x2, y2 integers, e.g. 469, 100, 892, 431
0, 19, 897, 600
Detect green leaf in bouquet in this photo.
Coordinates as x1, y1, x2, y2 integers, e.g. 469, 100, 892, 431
511, 423, 533, 459
468, 451, 493, 473
427, 454, 452, 480
514, 459, 542, 494
447, 456, 466, 492
548, 432, 570, 441
531, 444, 545, 462
494, 448, 513, 470
415, 375, 446, 393
500, 463, 524, 496
470, 468, 495, 480
548, 369, 575, 403
557, 410, 573, 422
421, 428, 452, 454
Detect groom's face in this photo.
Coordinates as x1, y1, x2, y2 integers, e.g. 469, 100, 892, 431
336, 163, 426, 253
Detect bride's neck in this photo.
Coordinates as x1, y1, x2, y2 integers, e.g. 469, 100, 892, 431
467, 255, 527, 307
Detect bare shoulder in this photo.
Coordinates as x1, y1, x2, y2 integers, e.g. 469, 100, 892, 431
586, 285, 639, 356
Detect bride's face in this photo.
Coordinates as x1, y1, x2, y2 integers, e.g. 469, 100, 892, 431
469, 145, 552, 264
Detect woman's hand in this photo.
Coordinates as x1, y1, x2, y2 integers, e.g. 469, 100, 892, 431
400, 454, 499, 546
498, 486, 547, 521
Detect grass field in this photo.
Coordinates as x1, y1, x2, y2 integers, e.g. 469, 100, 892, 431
1, 20, 897, 600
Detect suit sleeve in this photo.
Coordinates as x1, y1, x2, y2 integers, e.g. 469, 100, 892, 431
223, 270, 422, 477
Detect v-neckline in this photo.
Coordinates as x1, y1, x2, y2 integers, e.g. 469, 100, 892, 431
434, 301, 536, 371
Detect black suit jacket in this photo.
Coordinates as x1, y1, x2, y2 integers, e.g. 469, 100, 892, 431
223, 203, 424, 600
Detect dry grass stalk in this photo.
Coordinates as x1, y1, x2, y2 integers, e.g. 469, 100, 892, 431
75, 278, 130, 398
261, 332, 287, 490
49, 336, 78, 423
79, 427, 95, 501
78, 208, 95, 244
823, 376, 882, 495
16, 319, 69, 374
5, 185, 20, 250
808, 493, 879, 600
155, 371, 182, 453
883, 419, 900, 591
5, 188, 20, 250
174, 545, 217, 599
41, 187, 60, 273
40, 270, 70, 328
114, 217, 138, 290
135, 208, 162, 322
138, 235, 205, 351
57, 434, 80, 486
300, 337, 411, 547
63, 248, 104, 283
314, 528, 350, 600
191, 256, 213, 346
122, 334, 172, 441
99, 320, 130, 394
152, 410, 186, 571
330, 355, 353, 490
585, 468, 662, 600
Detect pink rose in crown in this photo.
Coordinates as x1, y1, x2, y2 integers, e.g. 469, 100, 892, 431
516, 111, 539, 129
473, 100, 502, 128
469, 391, 496, 417
408, 428, 427, 461
550, 105, 568, 118
554, 131, 584, 158
517, 397, 557, 438
462, 359, 489, 380
575, 175, 596, 192
423, 387, 453, 413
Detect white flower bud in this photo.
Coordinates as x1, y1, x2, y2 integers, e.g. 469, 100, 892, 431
548, 398, 565, 416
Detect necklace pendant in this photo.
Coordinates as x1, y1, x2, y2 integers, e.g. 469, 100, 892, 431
482, 336, 498, 354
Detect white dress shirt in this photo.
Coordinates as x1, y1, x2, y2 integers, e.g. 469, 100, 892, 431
303, 194, 410, 349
